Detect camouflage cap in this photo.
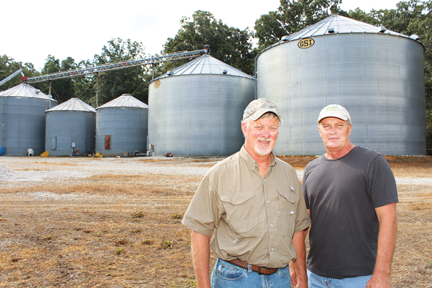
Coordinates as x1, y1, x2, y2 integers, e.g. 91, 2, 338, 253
242, 98, 282, 123
317, 104, 352, 124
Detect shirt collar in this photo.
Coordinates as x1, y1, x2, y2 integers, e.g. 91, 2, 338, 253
240, 145, 277, 171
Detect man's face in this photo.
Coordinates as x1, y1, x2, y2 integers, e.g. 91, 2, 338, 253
242, 116, 280, 157
318, 117, 353, 151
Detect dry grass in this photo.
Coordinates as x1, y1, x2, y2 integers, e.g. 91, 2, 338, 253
0, 156, 431, 287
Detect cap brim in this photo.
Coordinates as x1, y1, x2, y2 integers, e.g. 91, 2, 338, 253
317, 113, 349, 123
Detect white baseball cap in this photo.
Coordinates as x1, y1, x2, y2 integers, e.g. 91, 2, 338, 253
317, 104, 352, 124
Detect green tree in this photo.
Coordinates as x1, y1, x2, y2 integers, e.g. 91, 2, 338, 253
41, 55, 77, 103
73, 60, 97, 107
91, 38, 148, 106
0, 55, 40, 90
163, 10, 255, 75
348, 0, 432, 150
254, 0, 343, 50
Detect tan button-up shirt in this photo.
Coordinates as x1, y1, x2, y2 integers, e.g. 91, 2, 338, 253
182, 146, 311, 268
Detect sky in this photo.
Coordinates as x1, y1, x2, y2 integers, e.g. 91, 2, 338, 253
2, 0, 403, 72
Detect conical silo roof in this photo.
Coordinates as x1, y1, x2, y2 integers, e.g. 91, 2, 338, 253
46, 98, 95, 113
258, 14, 422, 57
96, 94, 148, 110
0, 83, 57, 101
286, 14, 409, 41
153, 54, 254, 81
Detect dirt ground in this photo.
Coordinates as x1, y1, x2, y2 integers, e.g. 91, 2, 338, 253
0, 155, 431, 287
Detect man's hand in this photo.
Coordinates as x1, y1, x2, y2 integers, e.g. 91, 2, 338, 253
289, 262, 297, 286
291, 228, 309, 288
191, 231, 212, 288
366, 272, 391, 288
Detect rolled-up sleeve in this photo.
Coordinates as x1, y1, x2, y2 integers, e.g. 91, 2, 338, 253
294, 185, 311, 233
182, 175, 219, 236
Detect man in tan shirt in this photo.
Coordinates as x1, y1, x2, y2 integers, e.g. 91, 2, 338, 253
182, 98, 311, 288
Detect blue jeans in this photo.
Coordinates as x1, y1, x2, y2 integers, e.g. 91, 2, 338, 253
308, 269, 372, 288
210, 258, 291, 288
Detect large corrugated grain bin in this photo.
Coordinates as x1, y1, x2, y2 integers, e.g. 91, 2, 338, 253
257, 15, 426, 155
0, 83, 58, 156
148, 54, 255, 156
45, 98, 96, 156
96, 94, 148, 156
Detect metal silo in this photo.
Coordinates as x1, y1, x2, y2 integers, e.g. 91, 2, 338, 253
0, 83, 58, 156
45, 98, 96, 156
148, 54, 255, 156
257, 15, 426, 155
96, 94, 148, 156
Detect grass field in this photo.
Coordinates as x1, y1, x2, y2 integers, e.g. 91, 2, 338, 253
0, 155, 431, 287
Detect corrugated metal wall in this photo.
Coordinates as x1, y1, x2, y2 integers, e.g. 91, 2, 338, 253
148, 75, 255, 156
96, 107, 148, 156
45, 111, 95, 156
257, 33, 426, 155
1, 97, 51, 156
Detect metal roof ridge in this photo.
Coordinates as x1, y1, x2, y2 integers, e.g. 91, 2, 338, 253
97, 94, 148, 109
46, 97, 95, 112
150, 54, 254, 82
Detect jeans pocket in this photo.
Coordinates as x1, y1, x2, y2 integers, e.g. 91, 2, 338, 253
215, 261, 246, 281
277, 264, 290, 278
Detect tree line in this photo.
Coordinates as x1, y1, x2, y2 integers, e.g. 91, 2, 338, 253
0, 0, 431, 149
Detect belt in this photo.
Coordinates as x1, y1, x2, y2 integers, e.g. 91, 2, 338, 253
227, 259, 278, 275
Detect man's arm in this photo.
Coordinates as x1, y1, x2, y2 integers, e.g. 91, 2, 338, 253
367, 203, 397, 288
290, 228, 309, 288
191, 230, 212, 288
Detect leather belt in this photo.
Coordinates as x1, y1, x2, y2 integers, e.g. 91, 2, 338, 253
227, 259, 278, 275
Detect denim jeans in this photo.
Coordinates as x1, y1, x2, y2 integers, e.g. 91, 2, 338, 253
307, 269, 372, 288
210, 258, 291, 288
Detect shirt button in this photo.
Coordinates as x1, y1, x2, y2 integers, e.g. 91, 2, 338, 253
267, 201, 270, 204
271, 248, 274, 251
264, 179, 266, 182
270, 224, 273, 227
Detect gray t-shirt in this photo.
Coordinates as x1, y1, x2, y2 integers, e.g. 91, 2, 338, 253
303, 146, 398, 278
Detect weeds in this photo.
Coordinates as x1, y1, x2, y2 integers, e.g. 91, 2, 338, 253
44, 234, 54, 240
171, 213, 183, 220
116, 249, 124, 255
133, 211, 145, 218
115, 238, 128, 246
131, 228, 141, 234
161, 240, 173, 249
142, 239, 153, 245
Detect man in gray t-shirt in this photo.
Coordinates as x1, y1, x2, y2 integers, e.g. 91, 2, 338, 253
302, 104, 398, 288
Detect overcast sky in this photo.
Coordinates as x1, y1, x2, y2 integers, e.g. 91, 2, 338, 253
2, 0, 402, 72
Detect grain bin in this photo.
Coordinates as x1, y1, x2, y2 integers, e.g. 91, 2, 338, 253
148, 54, 255, 156
0, 83, 58, 156
96, 94, 148, 156
257, 15, 426, 155
45, 98, 96, 156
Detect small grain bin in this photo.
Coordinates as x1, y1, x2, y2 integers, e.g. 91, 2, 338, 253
45, 98, 96, 156
148, 54, 255, 156
0, 83, 58, 156
257, 15, 426, 155
96, 94, 148, 156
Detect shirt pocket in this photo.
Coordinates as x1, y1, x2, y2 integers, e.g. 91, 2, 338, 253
277, 189, 297, 237
220, 189, 260, 242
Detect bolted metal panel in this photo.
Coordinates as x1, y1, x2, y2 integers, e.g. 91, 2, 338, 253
45, 110, 96, 156
0, 84, 59, 156
148, 74, 255, 156
95, 107, 148, 156
257, 16, 426, 155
